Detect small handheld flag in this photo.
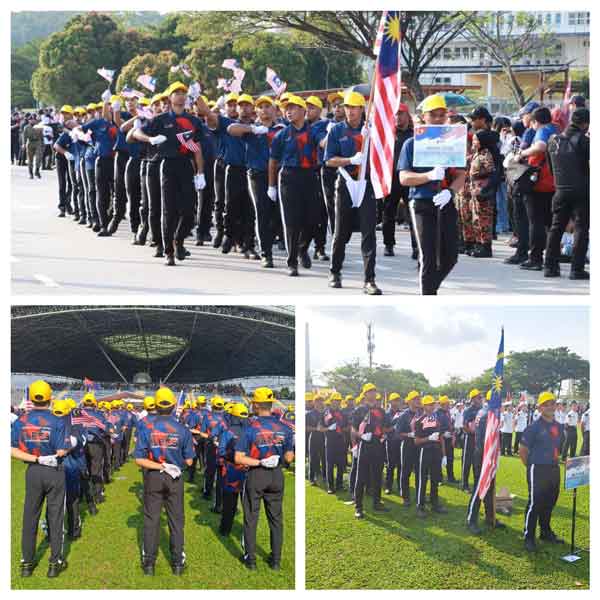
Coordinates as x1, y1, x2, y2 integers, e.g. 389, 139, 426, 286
120, 87, 144, 99
222, 58, 239, 70
266, 67, 287, 96
188, 81, 202, 100
176, 130, 200, 153
137, 74, 157, 92
97, 67, 115, 83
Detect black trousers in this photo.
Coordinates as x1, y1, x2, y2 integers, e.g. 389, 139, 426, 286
399, 439, 418, 500
581, 431, 589, 456
203, 440, 218, 498
562, 425, 578, 460
242, 466, 285, 562
514, 431, 523, 455
95, 156, 114, 229
443, 436, 455, 480
354, 440, 385, 512
113, 150, 129, 221
196, 157, 215, 238
512, 189, 529, 258
385, 438, 401, 492
279, 167, 319, 268
138, 160, 149, 241
68, 159, 84, 218
416, 444, 442, 508
103, 438, 112, 482
308, 431, 326, 482
523, 463, 560, 540
125, 157, 142, 234
224, 164, 254, 247
248, 169, 277, 258
86, 441, 105, 501
325, 431, 346, 491
544, 190, 589, 272
146, 160, 162, 248
466, 453, 495, 524
409, 198, 459, 295
56, 154, 71, 212
81, 159, 98, 225
111, 440, 122, 470
330, 175, 377, 282
143, 470, 185, 564
461, 433, 475, 490
220, 489, 240, 534
159, 158, 196, 255
21, 463, 65, 564
320, 165, 337, 234
501, 432, 513, 456
213, 158, 226, 234
524, 191, 553, 263
313, 168, 328, 251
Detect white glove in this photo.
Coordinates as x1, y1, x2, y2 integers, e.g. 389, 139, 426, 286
351, 446, 358, 458
428, 432, 440, 442
38, 455, 58, 467
251, 125, 269, 135
110, 434, 118, 440
101, 89, 111, 103
64, 151, 74, 161
443, 431, 453, 439
441, 456, 448, 468
327, 423, 337, 431
432, 189, 452, 209
162, 463, 182, 479
260, 455, 280, 468
149, 135, 167, 146
267, 186, 278, 202
70, 435, 78, 448
349, 152, 363, 166
360, 432, 372, 442
326, 122, 335, 133
194, 173, 206, 190
361, 125, 369, 138
407, 432, 416, 439
426, 166, 446, 181
111, 100, 121, 112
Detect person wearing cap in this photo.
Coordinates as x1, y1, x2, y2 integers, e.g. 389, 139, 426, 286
399, 94, 466, 295
11, 380, 70, 578
414, 394, 447, 517
437, 395, 457, 483
352, 383, 392, 518
133, 82, 206, 265
227, 94, 286, 267
268, 94, 321, 276
79, 103, 101, 229
105, 399, 125, 473
134, 386, 195, 575
383, 392, 403, 494
461, 389, 483, 492
235, 386, 295, 570
519, 391, 564, 552
543, 107, 589, 280
54, 105, 75, 216
306, 393, 326, 485
324, 91, 382, 295
568, 95, 586, 112
394, 390, 422, 505
199, 395, 228, 506
23, 113, 44, 180
322, 392, 348, 494
182, 397, 203, 483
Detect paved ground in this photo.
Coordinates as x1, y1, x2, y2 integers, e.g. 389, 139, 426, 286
11, 166, 589, 296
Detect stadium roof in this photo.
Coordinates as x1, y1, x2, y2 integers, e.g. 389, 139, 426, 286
11, 306, 294, 384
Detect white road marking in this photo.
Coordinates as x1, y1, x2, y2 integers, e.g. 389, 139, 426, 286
33, 274, 60, 288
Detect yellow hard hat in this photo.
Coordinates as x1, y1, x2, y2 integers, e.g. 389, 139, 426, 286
167, 81, 187, 95
363, 382, 376, 393
127, 403, 134, 410
225, 92, 240, 104
155, 387, 176, 409
110, 399, 120, 409
327, 91, 344, 104
110, 95, 121, 104
469, 389, 482, 400
420, 94, 447, 113
29, 380, 52, 404
86, 103, 96, 111
211, 395, 225, 409
279, 92, 291, 102
421, 395, 435, 406
355, 393, 364, 405
286, 95, 307, 110
439, 395, 450, 405
306, 95, 323, 109
224, 401, 235, 412
405, 390, 420, 403
237, 93, 254, 106
255, 95, 274, 107
345, 395, 354, 403
82, 392, 96, 407
151, 93, 167, 105
143, 396, 156, 411
207, 101, 217, 108
230, 403, 249, 419
52, 399, 71, 417
388, 392, 401, 403
183, 400, 192, 410
196, 395, 207, 405
74, 106, 87, 115
330, 392, 343, 403
60, 104, 74, 114
288, 404, 295, 412
305, 392, 315, 402
94, 102, 104, 110
253, 387, 275, 403
139, 97, 150, 106
538, 391, 556, 406
343, 91, 366, 108
66, 398, 77, 410
98, 401, 110, 411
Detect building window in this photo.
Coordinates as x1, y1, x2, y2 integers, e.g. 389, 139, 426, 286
454, 47, 461, 59
555, 13, 562, 25
471, 47, 477, 60
443, 47, 452, 60
537, 14, 543, 26
545, 13, 552, 25
462, 47, 470, 59
583, 40, 590, 48
569, 12, 590, 26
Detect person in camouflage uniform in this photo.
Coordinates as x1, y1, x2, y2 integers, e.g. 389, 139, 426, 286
22, 114, 44, 179
457, 133, 475, 253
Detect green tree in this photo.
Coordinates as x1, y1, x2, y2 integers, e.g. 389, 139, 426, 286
116, 51, 179, 93
11, 39, 42, 108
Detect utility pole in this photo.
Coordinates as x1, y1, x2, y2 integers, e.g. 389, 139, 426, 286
366, 322, 375, 370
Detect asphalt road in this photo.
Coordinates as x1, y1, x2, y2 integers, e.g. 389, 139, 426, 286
11, 166, 589, 296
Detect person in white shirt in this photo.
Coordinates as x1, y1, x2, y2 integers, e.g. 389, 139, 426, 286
513, 406, 529, 454
562, 401, 580, 460
453, 403, 464, 449
500, 404, 514, 455
580, 406, 590, 456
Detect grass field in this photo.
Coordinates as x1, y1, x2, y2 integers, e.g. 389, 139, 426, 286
11, 459, 295, 589
306, 447, 589, 590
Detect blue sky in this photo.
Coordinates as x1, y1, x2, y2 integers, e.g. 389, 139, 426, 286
306, 305, 589, 386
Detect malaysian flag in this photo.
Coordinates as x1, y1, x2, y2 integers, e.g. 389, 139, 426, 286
477, 328, 504, 500
222, 58, 239, 70
369, 11, 402, 199
97, 67, 115, 83
137, 74, 157, 92
72, 409, 106, 430
175, 390, 186, 418
22, 386, 34, 412
120, 87, 144, 99
217, 78, 230, 91
176, 130, 201, 153
266, 67, 287, 96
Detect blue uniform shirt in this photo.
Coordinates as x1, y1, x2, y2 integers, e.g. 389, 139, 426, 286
270, 121, 318, 168
324, 120, 365, 178
142, 111, 205, 160
521, 417, 563, 465
310, 119, 329, 165
237, 415, 294, 460
134, 415, 194, 469
201, 410, 228, 439
81, 118, 118, 158
520, 128, 536, 150
218, 418, 248, 493
11, 409, 70, 457
463, 404, 480, 436
398, 136, 444, 200
212, 115, 247, 167
534, 123, 558, 145
244, 123, 286, 172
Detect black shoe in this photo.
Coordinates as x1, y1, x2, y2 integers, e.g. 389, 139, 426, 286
543, 266, 560, 278
107, 218, 119, 234
68, 531, 81, 540
261, 256, 274, 268
411, 249, 418, 260
384, 245, 394, 257
213, 231, 223, 248
171, 563, 185, 575
288, 267, 299, 277
58, 211, 66, 218
540, 531, 565, 544
416, 507, 428, 518
165, 254, 176, 266
211, 506, 222, 514
243, 557, 257, 570
221, 236, 233, 254
467, 522, 482, 535
195, 238, 203, 246
402, 498, 411, 507
504, 253, 527, 265
132, 234, 141, 245
175, 244, 187, 261
492, 520, 507, 530
569, 270, 589, 280
300, 252, 312, 269
277, 240, 286, 251
97, 228, 111, 237
462, 486, 471, 493
73, 213, 80, 221
354, 510, 364, 519
92, 223, 101, 233
78, 218, 87, 225
88, 503, 98, 516
431, 504, 448, 514
267, 554, 281, 570
29, 174, 34, 179
364, 281, 382, 295
314, 249, 329, 261
142, 560, 155, 576
153, 247, 164, 258
472, 243, 492, 258
519, 260, 542, 271
47, 560, 67, 578
203, 232, 212, 242
20, 562, 35, 577
524, 538, 537, 552
65, 204, 73, 215
373, 503, 389, 512
329, 273, 342, 288
36, 172, 41, 179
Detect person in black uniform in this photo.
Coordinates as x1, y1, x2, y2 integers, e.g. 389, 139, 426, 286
353, 383, 391, 518
519, 391, 564, 552
134, 386, 194, 575
11, 380, 70, 578
395, 390, 422, 506
133, 82, 206, 266
543, 108, 590, 280
462, 389, 483, 492
322, 392, 348, 494
54, 105, 75, 217
384, 392, 403, 494
235, 387, 295, 570
306, 393, 326, 485
437, 395, 457, 483
414, 395, 447, 517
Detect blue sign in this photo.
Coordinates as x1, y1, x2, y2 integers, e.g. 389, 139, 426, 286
413, 124, 467, 168
565, 456, 589, 490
